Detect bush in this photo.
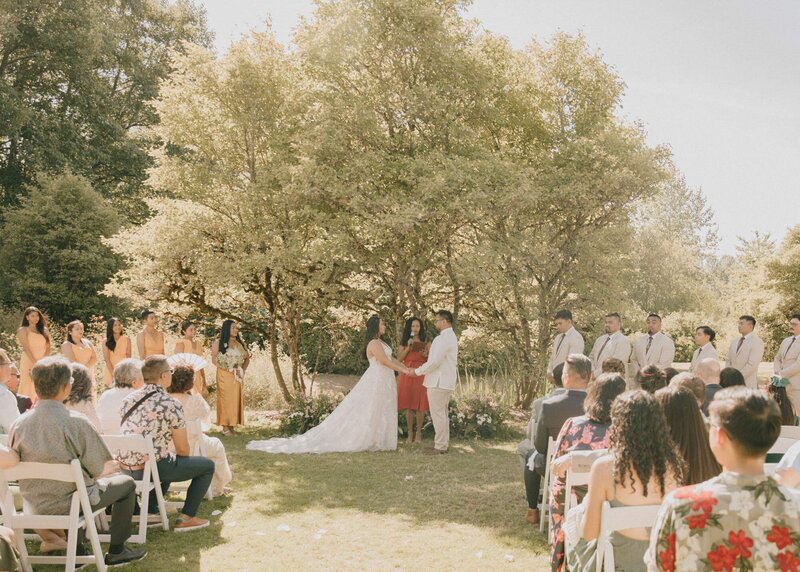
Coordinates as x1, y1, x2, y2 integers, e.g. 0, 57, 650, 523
296, 321, 368, 375
277, 392, 345, 436
449, 394, 511, 439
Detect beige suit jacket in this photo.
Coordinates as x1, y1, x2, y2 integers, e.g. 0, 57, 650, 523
774, 335, 800, 400
546, 327, 585, 375
725, 333, 764, 388
689, 343, 719, 372
630, 331, 675, 377
589, 331, 631, 376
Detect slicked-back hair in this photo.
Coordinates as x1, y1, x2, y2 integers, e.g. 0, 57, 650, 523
696, 325, 716, 342
436, 309, 454, 325
565, 353, 592, 382
710, 387, 782, 458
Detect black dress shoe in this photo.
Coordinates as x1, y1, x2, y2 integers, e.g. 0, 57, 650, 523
105, 545, 147, 567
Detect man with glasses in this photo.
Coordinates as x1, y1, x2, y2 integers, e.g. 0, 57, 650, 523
119, 355, 213, 532
0, 349, 21, 433
6, 363, 33, 413
773, 313, 800, 406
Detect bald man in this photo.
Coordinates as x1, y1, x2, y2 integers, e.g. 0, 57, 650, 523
696, 358, 722, 415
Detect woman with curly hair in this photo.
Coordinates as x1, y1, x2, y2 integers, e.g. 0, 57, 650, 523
565, 390, 685, 572
548, 373, 627, 572
655, 385, 721, 485
63, 363, 101, 432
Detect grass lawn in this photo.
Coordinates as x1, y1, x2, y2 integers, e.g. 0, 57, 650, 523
78, 424, 550, 571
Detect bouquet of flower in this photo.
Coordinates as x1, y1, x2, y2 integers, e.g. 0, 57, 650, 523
217, 348, 245, 382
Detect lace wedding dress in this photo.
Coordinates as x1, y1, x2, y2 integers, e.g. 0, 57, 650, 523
246, 341, 398, 454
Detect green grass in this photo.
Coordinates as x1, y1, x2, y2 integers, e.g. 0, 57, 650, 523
72, 424, 551, 571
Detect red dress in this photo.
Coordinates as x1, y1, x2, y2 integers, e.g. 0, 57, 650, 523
397, 346, 429, 411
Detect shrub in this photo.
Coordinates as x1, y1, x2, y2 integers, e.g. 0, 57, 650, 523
277, 392, 345, 435
449, 394, 510, 439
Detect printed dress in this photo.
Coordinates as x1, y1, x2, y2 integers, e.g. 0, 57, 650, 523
646, 472, 800, 572
549, 415, 611, 572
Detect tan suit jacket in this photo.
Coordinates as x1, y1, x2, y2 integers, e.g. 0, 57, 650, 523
690, 343, 719, 372
589, 331, 631, 376
630, 331, 675, 378
774, 335, 800, 402
546, 327, 585, 376
725, 333, 764, 388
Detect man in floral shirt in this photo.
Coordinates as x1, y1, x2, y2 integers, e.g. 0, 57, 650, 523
646, 387, 800, 572
119, 355, 214, 532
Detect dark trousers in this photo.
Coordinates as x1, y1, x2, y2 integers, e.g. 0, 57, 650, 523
125, 455, 214, 517
524, 449, 547, 510
89, 475, 136, 546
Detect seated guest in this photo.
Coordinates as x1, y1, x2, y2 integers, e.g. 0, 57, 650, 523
119, 355, 214, 531
601, 357, 627, 376
0, 350, 21, 433
566, 391, 685, 571
168, 365, 233, 496
6, 364, 32, 414
64, 363, 101, 432
548, 373, 626, 572
647, 388, 800, 570
663, 367, 680, 383
696, 358, 722, 415
719, 366, 746, 389
518, 364, 566, 472
669, 372, 706, 410
768, 376, 797, 425
7, 356, 145, 565
97, 359, 143, 434
636, 365, 666, 394
655, 386, 721, 484
524, 354, 591, 526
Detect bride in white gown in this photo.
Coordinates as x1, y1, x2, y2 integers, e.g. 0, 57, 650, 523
247, 316, 414, 454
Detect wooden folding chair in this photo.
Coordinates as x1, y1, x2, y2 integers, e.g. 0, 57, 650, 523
595, 501, 661, 571
539, 436, 556, 535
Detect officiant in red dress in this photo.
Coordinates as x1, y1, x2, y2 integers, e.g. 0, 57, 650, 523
397, 317, 430, 444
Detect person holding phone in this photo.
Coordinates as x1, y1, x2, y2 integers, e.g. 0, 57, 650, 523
397, 317, 430, 444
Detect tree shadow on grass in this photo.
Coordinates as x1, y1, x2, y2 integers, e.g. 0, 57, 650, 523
225, 426, 548, 553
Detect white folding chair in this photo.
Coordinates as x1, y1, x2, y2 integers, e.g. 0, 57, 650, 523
768, 436, 796, 456
0, 460, 108, 572
595, 501, 661, 572
563, 449, 608, 518
169, 419, 214, 502
103, 434, 169, 541
780, 425, 800, 440
539, 436, 556, 534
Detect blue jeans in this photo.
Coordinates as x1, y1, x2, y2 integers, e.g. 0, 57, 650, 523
125, 455, 214, 517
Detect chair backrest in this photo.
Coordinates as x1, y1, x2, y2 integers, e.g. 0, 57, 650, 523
102, 433, 153, 458
563, 449, 608, 516
1, 459, 84, 517
597, 500, 662, 572
780, 425, 800, 440
769, 437, 796, 456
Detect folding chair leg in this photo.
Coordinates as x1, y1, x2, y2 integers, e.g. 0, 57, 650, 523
65, 520, 79, 572
14, 528, 32, 572
85, 513, 107, 572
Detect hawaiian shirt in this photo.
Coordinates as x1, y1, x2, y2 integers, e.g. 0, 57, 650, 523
118, 383, 185, 466
646, 472, 800, 572
549, 415, 611, 572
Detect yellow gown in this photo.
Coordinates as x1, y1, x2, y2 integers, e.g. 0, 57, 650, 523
103, 335, 130, 387
19, 330, 48, 399
216, 340, 247, 426
141, 329, 164, 358
71, 342, 96, 379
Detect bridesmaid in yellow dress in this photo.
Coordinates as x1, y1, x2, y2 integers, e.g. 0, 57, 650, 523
102, 317, 132, 387
173, 320, 209, 399
211, 320, 249, 436
136, 309, 165, 359
61, 320, 98, 380
15, 306, 52, 400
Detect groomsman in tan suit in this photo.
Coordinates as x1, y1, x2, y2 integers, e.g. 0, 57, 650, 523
588, 313, 632, 377
547, 309, 585, 381
689, 326, 718, 372
725, 315, 765, 389
773, 313, 800, 406
630, 314, 675, 384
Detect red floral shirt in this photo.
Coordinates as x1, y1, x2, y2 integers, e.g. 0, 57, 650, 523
646, 472, 800, 572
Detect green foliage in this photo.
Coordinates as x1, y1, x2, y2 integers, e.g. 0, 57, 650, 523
296, 322, 368, 376
448, 395, 511, 439
768, 225, 800, 318
277, 393, 345, 436
0, 173, 126, 322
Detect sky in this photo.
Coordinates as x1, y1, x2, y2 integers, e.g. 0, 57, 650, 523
197, 0, 800, 255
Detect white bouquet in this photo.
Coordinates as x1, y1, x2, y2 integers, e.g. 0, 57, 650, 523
217, 347, 245, 382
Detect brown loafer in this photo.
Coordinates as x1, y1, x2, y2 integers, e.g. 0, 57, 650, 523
526, 508, 540, 526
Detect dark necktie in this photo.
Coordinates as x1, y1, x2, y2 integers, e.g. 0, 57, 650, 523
646, 336, 653, 354
597, 335, 612, 360
785, 337, 797, 358
555, 333, 565, 355
736, 337, 745, 354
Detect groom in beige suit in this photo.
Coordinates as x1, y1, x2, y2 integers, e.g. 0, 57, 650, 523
630, 314, 675, 386
588, 313, 632, 378
725, 315, 765, 389
689, 326, 719, 372
415, 310, 458, 455
773, 313, 800, 405
547, 309, 585, 381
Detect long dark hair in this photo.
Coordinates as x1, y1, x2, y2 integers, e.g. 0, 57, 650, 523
584, 373, 626, 425
769, 384, 797, 425
656, 386, 722, 485
22, 306, 50, 343
64, 363, 93, 404
219, 319, 241, 355
105, 317, 121, 351
365, 314, 382, 349
610, 391, 685, 497
401, 317, 427, 346
66, 320, 83, 345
